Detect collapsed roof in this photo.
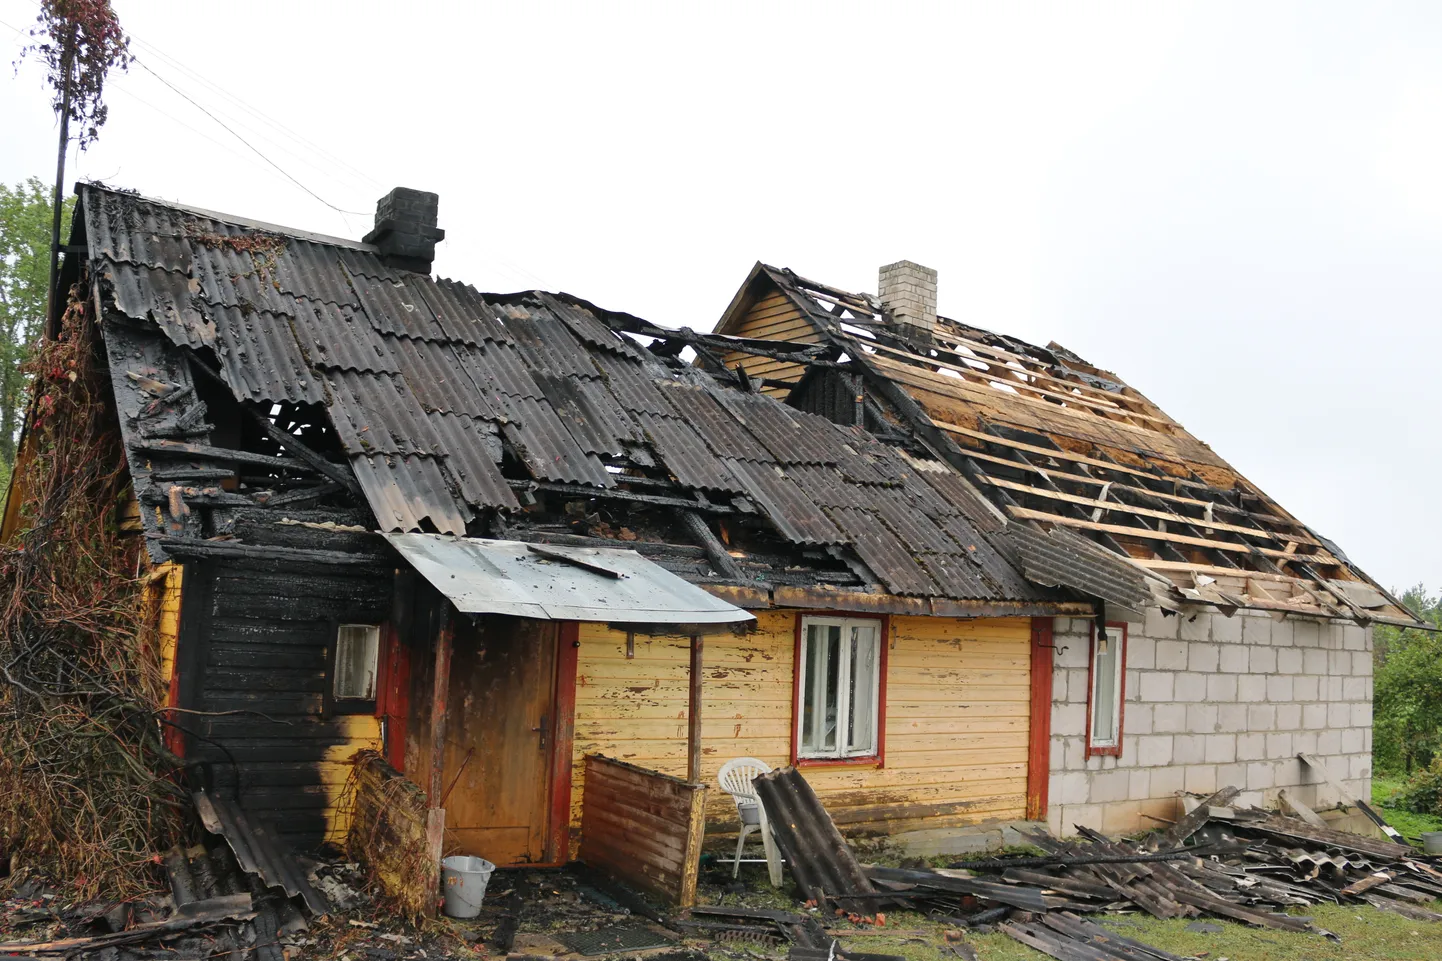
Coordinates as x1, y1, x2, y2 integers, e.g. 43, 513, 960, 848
71, 184, 1080, 618
713, 263, 1419, 627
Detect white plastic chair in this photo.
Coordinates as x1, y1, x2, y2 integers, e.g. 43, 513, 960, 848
717, 757, 783, 887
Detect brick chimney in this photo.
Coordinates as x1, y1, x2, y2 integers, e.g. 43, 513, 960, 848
363, 187, 445, 273
878, 260, 937, 344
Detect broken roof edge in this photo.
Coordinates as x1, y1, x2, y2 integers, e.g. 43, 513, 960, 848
701, 583, 1093, 619
77, 182, 378, 253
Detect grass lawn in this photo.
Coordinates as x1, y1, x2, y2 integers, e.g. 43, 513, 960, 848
1373, 776, 1442, 842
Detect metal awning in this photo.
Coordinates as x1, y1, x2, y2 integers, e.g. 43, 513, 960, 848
385, 533, 755, 627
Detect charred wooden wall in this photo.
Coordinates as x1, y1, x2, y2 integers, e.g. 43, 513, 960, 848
570, 612, 1032, 847
578, 754, 706, 907
176, 552, 393, 849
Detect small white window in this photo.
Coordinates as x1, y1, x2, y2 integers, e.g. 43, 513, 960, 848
1088, 624, 1126, 754
797, 617, 882, 759
334, 624, 381, 700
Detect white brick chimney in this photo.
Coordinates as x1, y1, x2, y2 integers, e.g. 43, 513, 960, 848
878, 260, 937, 344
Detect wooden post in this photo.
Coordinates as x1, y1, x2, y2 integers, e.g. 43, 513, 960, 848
687, 633, 704, 784
1026, 617, 1055, 822
425, 608, 453, 884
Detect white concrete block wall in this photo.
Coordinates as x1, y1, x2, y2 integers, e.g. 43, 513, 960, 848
1045, 610, 1373, 838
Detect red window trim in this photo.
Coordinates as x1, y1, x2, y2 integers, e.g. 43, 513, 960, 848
789, 612, 888, 769
1084, 620, 1128, 758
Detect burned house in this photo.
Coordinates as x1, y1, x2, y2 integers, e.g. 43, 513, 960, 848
711, 260, 1420, 837
4, 184, 1127, 904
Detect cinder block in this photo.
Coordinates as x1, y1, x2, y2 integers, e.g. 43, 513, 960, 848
1353, 651, 1374, 677
1065, 737, 1088, 769
1363, 628, 1374, 652
1129, 769, 1151, 799
1205, 734, 1237, 764
1318, 729, 1343, 754
1187, 703, 1220, 733
1266, 675, 1294, 702
1173, 734, 1206, 765
1248, 703, 1278, 731
1216, 762, 1248, 790
1208, 674, 1239, 702
1276, 704, 1302, 730
1343, 677, 1367, 701
1064, 803, 1105, 834
1180, 614, 1210, 642
1072, 618, 1096, 636
1100, 800, 1143, 837
1055, 638, 1088, 669
1293, 675, 1320, 701
1053, 669, 1069, 703
1125, 669, 1141, 702
1090, 769, 1132, 803
1294, 620, 1321, 647
1242, 615, 1271, 646
1128, 704, 1154, 735
1266, 732, 1294, 758
1351, 703, 1371, 727
1303, 703, 1327, 729
1212, 614, 1243, 644
1235, 789, 1265, 808
1189, 643, 1220, 673
1364, 727, 1373, 753
1121, 735, 1139, 759
1237, 732, 1267, 760
1184, 764, 1218, 793
1220, 645, 1249, 673
1144, 606, 1178, 639
1054, 702, 1087, 734
1156, 640, 1189, 671
1047, 806, 1065, 837
1138, 734, 1174, 767
1250, 647, 1278, 674
1238, 674, 1268, 702
1276, 648, 1304, 674
1056, 770, 1089, 805
1218, 703, 1249, 732
1153, 702, 1188, 733
1068, 668, 1090, 703
1350, 754, 1371, 781
1150, 765, 1185, 798
1326, 676, 1344, 700
1341, 728, 1364, 754
1175, 673, 1208, 702
1247, 761, 1277, 791
1328, 650, 1347, 675
1293, 731, 1318, 755
1140, 672, 1175, 702
1327, 703, 1351, 728
1128, 636, 1156, 670
1051, 737, 1065, 769
1271, 619, 1294, 646
1343, 626, 1365, 651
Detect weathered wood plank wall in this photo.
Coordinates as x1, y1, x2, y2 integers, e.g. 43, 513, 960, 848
569, 612, 1031, 849
719, 291, 816, 393
578, 755, 707, 907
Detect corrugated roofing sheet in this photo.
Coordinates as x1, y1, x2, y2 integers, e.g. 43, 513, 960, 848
493, 392, 614, 487
425, 412, 518, 511
323, 370, 442, 456
350, 271, 450, 342
286, 298, 398, 374
351, 453, 468, 534
726, 459, 843, 545
1006, 524, 1151, 609
273, 240, 362, 308
530, 370, 635, 455
658, 382, 774, 462
633, 411, 742, 493
722, 393, 840, 465
417, 278, 510, 346
385, 334, 501, 420
826, 505, 940, 596
211, 305, 322, 405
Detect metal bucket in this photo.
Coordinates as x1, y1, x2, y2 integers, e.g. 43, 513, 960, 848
1421, 832, 1442, 855
441, 855, 495, 918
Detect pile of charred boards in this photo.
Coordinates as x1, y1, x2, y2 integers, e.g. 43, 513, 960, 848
686, 769, 1442, 961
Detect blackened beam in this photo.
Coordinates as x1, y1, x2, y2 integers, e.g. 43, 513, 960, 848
506, 478, 736, 512
680, 511, 746, 581
151, 536, 387, 567
240, 407, 364, 496
134, 439, 323, 472
599, 313, 847, 368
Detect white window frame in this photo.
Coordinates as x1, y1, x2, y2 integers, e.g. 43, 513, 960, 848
1087, 623, 1126, 755
795, 616, 883, 760
333, 623, 381, 702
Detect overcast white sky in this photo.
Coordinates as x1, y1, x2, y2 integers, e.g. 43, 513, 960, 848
1, 1, 1438, 593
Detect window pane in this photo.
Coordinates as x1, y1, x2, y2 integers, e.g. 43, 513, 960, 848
847, 626, 878, 755
801, 624, 841, 755
1091, 630, 1119, 744
335, 624, 380, 700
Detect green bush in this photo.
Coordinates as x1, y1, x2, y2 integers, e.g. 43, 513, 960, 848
1372, 585, 1442, 776
1394, 757, 1442, 816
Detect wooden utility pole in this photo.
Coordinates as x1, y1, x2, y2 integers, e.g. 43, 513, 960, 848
45, 22, 77, 339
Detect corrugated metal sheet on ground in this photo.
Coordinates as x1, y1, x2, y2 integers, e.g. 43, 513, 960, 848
493, 392, 615, 487
658, 382, 774, 462
322, 370, 442, 455
385, 334, 501, 419
530, 369, 635, 455
272, 239, 362, 308
724, 459, 843, 545
425, 411, 518, 510
386, 533, 754, 624
211, 304, 323, 405
720, 393, 840, 465
413, 277, 505, 347
351, 453, 468, 534
285, 297, 398, 374
193, 790, 328, 916
350, 271, 450, 342
634, 411, 742, 492
101, 259, 215, 349
1006, 523, 1151, 608
826, 505, 939, 596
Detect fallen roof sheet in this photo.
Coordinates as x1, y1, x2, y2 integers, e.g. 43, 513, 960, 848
386, 533, 756, 625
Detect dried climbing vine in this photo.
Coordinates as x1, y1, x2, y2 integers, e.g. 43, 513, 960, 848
0, 278, 184, 896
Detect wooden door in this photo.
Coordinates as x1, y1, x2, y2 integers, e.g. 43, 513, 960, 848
441, 616, 558, 865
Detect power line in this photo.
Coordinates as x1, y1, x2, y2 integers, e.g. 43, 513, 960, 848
133, 55, 371, 217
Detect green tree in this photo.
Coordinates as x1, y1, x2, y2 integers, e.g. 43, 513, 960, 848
0, 178, 73, 487
1373, 584, 1442, 775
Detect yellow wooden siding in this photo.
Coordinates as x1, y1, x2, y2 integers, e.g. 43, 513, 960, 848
569, 613, 1032, 846
154, 562, 184, 691
719, 292, 817, 394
